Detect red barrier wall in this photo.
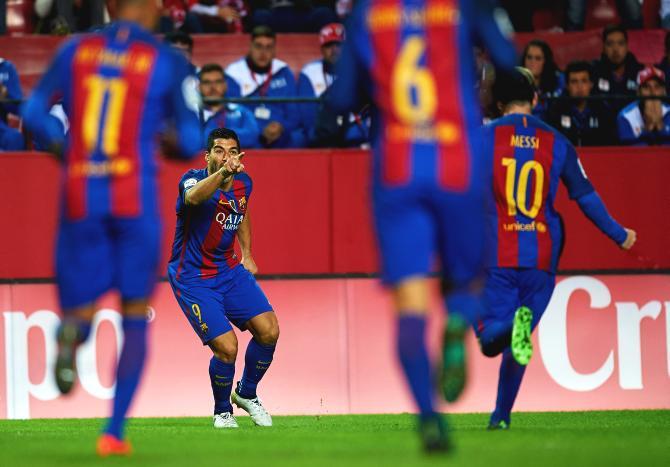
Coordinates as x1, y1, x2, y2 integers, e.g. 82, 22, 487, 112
0, 147, 668, 278
0, 275, 668, 419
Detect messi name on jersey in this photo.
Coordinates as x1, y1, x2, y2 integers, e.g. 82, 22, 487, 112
509, 134, 540, 149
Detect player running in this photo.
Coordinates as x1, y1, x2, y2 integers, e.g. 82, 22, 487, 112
168, 128, 279, 430
478, 67, 636, 429
21, 0, 202, 456
327, 0, 517, 452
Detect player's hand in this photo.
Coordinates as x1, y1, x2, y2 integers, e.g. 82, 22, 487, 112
241, 255, 258, 275
262, 122, 284, 145
218, 152, 245, 179
218, 6, 240, 22
0, 84, 7, 99
620, 228, 636, 250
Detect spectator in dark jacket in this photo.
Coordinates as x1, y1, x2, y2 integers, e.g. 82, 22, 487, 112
251, 0, 338, 32
591, 24, 643, 113
546, 61, 614, 146
655, 30, 670, 95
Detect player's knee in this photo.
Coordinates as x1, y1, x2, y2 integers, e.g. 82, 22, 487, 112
210, 337, 238, 363
257, 323, 279, 345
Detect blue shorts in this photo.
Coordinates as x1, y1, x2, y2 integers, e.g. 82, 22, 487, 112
56, 216, 161, 309
476, 267, 556, 336
372, 185, 486, 287
169, 265, 273, 345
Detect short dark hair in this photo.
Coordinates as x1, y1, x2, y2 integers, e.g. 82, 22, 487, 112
207, 128, 241, 152
602, 24, 627, 43
199, 63, 224, 78
164, 30, 193, 51
251, 25, 275, 41
565, 60, 593, 82
493, 67, 536, 108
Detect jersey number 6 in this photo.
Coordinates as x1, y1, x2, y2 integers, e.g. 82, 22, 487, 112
391, 36, 437, 125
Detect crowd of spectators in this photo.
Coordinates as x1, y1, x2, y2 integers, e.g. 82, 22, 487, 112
3, 1, 670, 150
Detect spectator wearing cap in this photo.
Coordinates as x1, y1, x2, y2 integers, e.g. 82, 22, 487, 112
592, 24, 643, 113
617, 66, 670, 146
546, 60, 614, 146
199, 63, 260, 148
0, 57, 24, 151
294, 23, 369, 147
225, 26, 299, 148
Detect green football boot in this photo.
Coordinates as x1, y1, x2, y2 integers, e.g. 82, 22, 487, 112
419, 414, 451, 453
441, 314, 468, 403
511, 306, 533, 366
487, 420, 510, 430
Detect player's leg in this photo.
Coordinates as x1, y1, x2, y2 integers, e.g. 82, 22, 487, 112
54, 218, 113, 395
434, 189, 487, 403
171, 279, 240, 427
489, 270, 556, 429
222, 266, 277, 426
97, 218, 159, 453
373, 188, 447, 452
477, 268, 520, 358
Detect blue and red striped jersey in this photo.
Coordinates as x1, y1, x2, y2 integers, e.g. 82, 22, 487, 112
484, 113, 596, 273
328, 0, 516, 190
168, 169, 252, 283
22, 20, 202, 221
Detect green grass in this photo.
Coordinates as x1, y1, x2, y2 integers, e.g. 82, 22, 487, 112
1, 411, 668, 467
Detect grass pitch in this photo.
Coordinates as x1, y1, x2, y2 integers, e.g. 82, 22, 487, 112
0, 411, 668, 467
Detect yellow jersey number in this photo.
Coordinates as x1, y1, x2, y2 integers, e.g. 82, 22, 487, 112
501, 157, 545, 219
82, 76, 128, 156
391, 36, 437, 125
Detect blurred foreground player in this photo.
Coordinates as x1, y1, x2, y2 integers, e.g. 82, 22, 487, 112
478, 67, 636, 429
327, 0, 516, 452
21, 0, 202, 456
168, 128, 279, 429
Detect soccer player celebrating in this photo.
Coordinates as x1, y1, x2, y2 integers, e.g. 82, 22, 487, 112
168, 128, 279, 429
20, 0, 202, 457
326, 0, 517, 452
478, 67, 636, 429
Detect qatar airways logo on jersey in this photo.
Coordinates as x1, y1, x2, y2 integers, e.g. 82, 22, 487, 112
215, 212, 244, 231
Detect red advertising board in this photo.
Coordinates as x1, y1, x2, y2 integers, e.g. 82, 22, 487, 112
0, 275, 667, 419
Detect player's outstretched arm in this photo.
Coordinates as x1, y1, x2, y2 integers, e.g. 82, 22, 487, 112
575, 191, 633, 248
184, 152, 245, 206
238, 213, 258, 275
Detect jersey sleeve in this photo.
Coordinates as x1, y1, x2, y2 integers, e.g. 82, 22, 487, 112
328, 4, 370, 114
560, 142, 594, 200
179, 170, 200, 206
168, 51, 203, 159
466, 0, 517, 70
21, 39, 77, 149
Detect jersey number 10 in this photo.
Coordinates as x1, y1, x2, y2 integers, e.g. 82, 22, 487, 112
502, 157, 545, 219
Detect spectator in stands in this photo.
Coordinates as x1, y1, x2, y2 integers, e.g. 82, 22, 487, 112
662, 0, 670, 29
546, 61, 614, 146
592, 24, 643, 113
294, 23, 369, 147
179, 0, 248, 33
655, 31, 670, 95
34, 0, 106, 34
225, 26, 299, 148
251, 0, 338, 33
199, 63, 260, 148
0, 58, 24, 150
617, 66, 670, 146
521, 39, 564, 119
164, 30, 197, 74
565, 0, 642, 31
